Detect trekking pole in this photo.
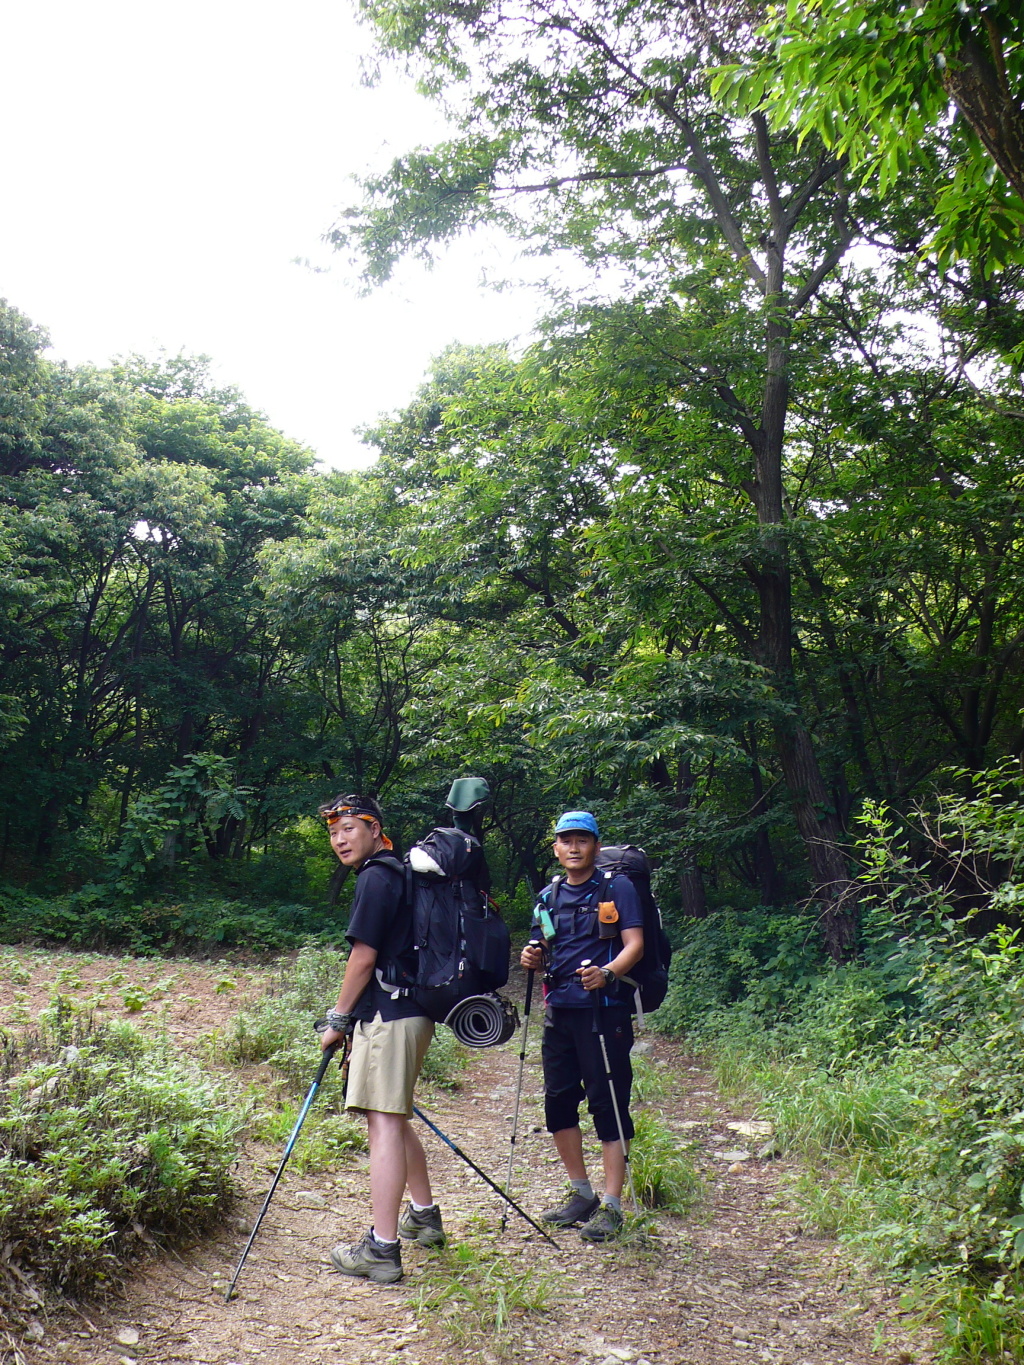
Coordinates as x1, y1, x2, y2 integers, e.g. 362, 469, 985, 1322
500, 943, 539, 1232
582, 960, 641, 1216
413, 1105, 559, 1248
225, 1039, 343, 1301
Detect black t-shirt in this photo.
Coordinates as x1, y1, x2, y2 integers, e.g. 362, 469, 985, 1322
345, 853, 425, 1022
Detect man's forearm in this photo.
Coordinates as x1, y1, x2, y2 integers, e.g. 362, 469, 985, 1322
609, 929, 644, 980
335, 942, 378, 1014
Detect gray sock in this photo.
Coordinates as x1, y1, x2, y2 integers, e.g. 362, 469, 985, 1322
570, 1178, 595, 1200
602, 1194, 622, 1212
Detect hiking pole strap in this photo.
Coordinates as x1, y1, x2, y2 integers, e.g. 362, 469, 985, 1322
225, 1042, 338, 1301
413, 1106, 559, 1248
501, 960, 536, 1231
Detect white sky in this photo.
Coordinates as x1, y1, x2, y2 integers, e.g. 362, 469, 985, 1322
1, 0, 552, 469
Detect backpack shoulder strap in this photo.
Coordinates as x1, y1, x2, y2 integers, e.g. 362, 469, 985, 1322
533, 876, 561, 941
579, 869, 614, 906
360, 852, 406, 888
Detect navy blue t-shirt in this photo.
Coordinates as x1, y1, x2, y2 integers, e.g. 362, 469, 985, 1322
537, 870, 643, 1010
345, 854, 424, 1022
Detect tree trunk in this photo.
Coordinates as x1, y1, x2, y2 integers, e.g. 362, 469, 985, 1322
749, 739, 783, 905
943, 32, 1024, 204
773, 720, 857, 958
749, 305, 859, 960
678, 864, 708, 918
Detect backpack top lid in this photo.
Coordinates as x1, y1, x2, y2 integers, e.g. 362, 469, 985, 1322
595, 844, 651, 880
445, 776, 490, 813
410, 826, 481, 881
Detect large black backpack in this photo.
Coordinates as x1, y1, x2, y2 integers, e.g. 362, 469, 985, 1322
595, 845, 673, 1021
394, 826, 511, 1024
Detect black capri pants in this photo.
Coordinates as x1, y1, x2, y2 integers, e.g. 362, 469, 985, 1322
542, 1005, 634, 1143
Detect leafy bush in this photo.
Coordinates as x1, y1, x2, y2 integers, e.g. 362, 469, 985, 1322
0, 1001, 239, 1318
680, 770, 1024, 1362
784, 965, 908, 1070
0, 882, 340, 954
654, 906, 825, 1044
501, 882, 540, 936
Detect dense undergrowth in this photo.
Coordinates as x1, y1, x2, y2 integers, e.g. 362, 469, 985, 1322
657, 767, 1024, 1362
0, 882, 342, 955
0, 1000, 239, 1328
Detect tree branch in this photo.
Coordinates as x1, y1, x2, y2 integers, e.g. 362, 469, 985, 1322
753, 111, 785, 244
490, 160, 691, 196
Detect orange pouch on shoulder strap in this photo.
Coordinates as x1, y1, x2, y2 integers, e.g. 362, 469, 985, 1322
598, 900, 619, 938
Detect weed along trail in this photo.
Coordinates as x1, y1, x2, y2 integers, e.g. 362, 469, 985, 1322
4, 952, 914, 1365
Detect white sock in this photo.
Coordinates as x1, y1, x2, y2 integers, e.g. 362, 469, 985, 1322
410, 1200, 435, 1213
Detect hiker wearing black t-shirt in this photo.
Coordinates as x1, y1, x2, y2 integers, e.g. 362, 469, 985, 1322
318, 795, 445, 1283
520, 810, 644, 1242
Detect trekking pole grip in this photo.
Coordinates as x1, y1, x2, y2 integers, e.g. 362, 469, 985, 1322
582, 959, 602, 1032
314, 1042, 337, 1083
524, 940, 541, 1011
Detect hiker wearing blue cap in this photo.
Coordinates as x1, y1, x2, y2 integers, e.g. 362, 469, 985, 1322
520, 811, 644, 1242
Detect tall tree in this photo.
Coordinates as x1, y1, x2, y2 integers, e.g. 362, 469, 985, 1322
0, 321, 319, 870
335, 0, 891, 953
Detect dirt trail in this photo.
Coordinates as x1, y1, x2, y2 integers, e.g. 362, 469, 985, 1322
3, 953, 920, 1365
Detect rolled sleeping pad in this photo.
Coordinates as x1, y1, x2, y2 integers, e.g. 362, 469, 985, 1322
444, 993, 519, 1048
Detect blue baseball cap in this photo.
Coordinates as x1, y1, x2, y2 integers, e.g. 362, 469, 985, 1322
554, 810, 599, 839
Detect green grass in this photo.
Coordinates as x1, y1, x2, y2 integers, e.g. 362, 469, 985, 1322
906, 1276, 1024, 1365
630, 1050, 668, 1103
228, 939, 469, 1096
419, 1025, 469, 1090
249, 1103, 368, 1174
629, 1107, 702, 1214
409, 1239, 552, 1354
765, 1064, 920, 1160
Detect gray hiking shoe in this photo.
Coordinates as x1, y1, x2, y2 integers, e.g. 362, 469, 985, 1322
398, 1202, 446, 1248
330, 1230, 403, 1283
541, 1190, 600, 1228
580, 1202, 624, 1243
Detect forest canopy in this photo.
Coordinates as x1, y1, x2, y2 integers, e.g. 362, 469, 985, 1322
1, 0, 1023, 963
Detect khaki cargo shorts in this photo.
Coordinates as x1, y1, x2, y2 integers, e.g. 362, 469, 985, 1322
344, 1013, 435, 1117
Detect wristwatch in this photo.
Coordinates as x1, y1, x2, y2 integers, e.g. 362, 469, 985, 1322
600, 967, 616, 987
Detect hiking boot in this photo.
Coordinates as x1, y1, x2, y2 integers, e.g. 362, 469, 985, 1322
330, 1230, 403, 1283
398, 1202, 447, 1248
580, 1202, 624, 1243
541, 1190, 600, 1227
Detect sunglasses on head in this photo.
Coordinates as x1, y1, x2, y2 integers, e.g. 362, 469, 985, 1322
321, 796, 377, 826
